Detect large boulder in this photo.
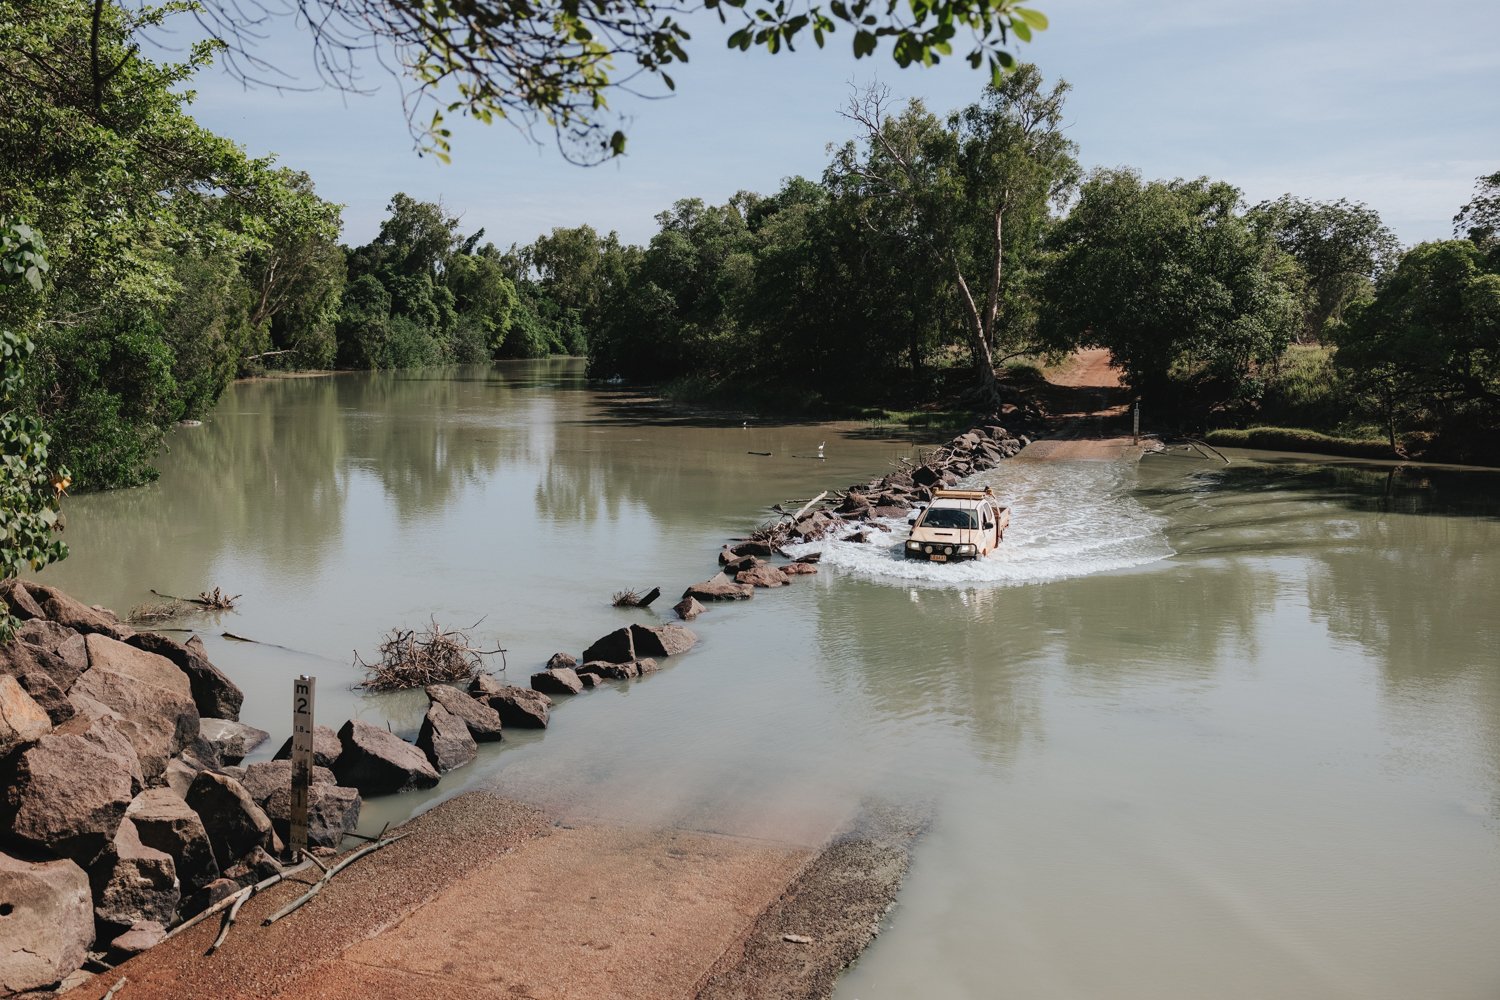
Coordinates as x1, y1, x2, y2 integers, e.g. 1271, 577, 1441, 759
545, 652, 577, 672
628, 623, 697, 658
476, 684, 550, 729
14, 619, 89, 684
0, 579, 44, 622
0, 674, 51, 754
238, 761, 360, 850
720, 553, 761, 575
729, 540, 775, 557
184, 771, 273, 870
4, 666, 72, 726
424, 685, 503, 742
197, 718, 269, 765
581, 627, 634, 664
735, 565, 790, 588
673, 597, 705, 621
238, 759, 336, 802
781, 561, 818, 576
530, 668, 583, 696
89, 817, 180, 934
2, 733, 134, 866
415, 704, 477, 774
23, 583, 132, 640
272, 724, 343, 769
126, 788, 219, 892
332, 719, 439, 796
72, 634, 199, 779
0, 851, 93, 996
681, 574, 754, 602
576, 660, 638, 681
54, 708, 145, 794
126, 632, 243, 722
1, 636, 83, 698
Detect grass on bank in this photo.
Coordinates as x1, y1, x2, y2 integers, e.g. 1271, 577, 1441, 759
1204, 426, 1396, 459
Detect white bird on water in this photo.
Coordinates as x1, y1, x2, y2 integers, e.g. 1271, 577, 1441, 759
817, 441, 826, 458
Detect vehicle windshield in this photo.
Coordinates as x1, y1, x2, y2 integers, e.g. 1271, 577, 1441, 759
920, 507, 977, 530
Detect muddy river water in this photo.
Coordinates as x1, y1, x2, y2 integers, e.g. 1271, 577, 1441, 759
34, 360, 1500, 999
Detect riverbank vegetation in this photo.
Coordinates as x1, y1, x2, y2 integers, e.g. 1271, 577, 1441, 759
3, 0, 1498, 508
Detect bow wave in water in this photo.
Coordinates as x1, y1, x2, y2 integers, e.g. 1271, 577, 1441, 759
791, 459, 1173, 586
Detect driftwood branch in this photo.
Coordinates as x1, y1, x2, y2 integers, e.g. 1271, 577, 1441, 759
262, 833, 410, 927
161, 860, 312, 944
207, 883, 256, 955
102, 977, 128, 1000
787, 491, 829, 523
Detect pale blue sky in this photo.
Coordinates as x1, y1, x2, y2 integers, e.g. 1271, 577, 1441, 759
178, 0, 1499, 249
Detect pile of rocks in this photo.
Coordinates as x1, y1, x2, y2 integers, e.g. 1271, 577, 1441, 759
527, 622, 698, 699
0, 579, 363, 996
681, 422, 1031, 601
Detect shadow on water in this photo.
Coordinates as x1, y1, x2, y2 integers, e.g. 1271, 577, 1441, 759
1143, 457, 1500, 521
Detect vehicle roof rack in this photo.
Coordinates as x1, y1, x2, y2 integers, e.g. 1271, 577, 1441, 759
932, 487, 994, 500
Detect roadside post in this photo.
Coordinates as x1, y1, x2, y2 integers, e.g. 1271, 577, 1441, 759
1133, 398, 1141, 445
290, 675, 316, 859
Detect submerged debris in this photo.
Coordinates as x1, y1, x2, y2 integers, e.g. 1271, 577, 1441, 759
610, 586, 661, 608
196, 587, 241, 610
148, 586, 243, 611
128, 600, 188, 625
355, 617, 507, 691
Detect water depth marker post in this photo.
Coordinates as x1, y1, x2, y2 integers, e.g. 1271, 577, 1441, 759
290, 675, 316, 859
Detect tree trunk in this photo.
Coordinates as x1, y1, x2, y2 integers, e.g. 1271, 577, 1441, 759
951, 255, 1002, 408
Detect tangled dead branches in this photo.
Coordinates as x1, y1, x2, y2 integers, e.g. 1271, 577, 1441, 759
128, 600, 187, 625
354, 616, 507, 691
196, 587, 241, 610
610, 586, 660, 608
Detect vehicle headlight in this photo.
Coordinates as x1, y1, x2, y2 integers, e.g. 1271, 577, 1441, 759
923, 545, 933, 554
956, 544, 975, 554
906, 540, 921, 550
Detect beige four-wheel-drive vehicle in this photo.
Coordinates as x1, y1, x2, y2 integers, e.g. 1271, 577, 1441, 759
903, 488, 1011, 562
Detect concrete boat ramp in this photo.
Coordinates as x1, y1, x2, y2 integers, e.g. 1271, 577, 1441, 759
63, 792, 921, 1000
1016, 435, 1161, 463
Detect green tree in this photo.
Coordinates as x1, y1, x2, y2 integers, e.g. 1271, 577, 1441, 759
446, 247, 518, 356
830, 64, 1078, 405
237, 169, 347, 370
1455, 170, 1500, 265
1249, 195, 1400, 342
1039, 170, 1303, 415
1, 222, 66, 639
0, 0, 346, 487
1334, 240, 1500, 451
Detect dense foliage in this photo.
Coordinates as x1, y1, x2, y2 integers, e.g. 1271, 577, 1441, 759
1038, 171, 1304, 416
2, 0, 1495, 487
1, 223, 67, 638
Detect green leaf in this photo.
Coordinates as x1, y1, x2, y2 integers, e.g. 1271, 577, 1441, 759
1013, 7, 1049, 30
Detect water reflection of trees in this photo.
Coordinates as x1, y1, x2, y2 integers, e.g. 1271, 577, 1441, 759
39, 376, 352, 599
1301, 503, 1500, 817
338, 371, 512, 519
807, 558, 1280, 767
